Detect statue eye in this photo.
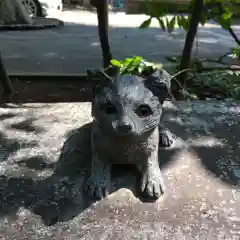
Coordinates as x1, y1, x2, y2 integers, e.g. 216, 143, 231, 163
100, 102, 117, 114
136, 104, 152, 117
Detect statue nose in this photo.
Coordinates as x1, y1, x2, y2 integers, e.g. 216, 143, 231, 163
117, 123, 132, 134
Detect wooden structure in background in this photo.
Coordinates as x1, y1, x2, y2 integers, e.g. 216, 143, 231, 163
125, 0, 191, 14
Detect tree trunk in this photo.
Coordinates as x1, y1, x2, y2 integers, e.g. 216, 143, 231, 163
94, 0, 112, 68
0, 53, 14, 95
172, 0, 205, 99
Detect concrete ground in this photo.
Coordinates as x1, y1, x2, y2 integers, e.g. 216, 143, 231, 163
0, 100, 239, 239
0, 10, 239, 75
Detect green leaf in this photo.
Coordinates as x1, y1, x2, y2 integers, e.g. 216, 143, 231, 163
230, 86, 240, 99
146, 2, 168, 18
110, 59, 122, 67
132, 56, 143, 63
127, 65, 138, 74
140, 58, 153, 66
186, 15, 192, 29
139, 18, 152, 29
176, 15, 182, 28
122, 58, 133, 65
157, 17, 166, 31
210, 5, 220, 16
120, 56, 142, 75
232, 45, 240, 59
167, 16, 176, 33
222, 12, 233, 20
114, 56, 163, 76
200, 12, 207, 26
138, 65, 145, 74
178, 15, 189, 31
143, 61, 155, 68
217, 17, 231, 30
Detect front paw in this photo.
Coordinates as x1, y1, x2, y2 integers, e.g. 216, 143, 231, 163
159, 129, 175, 148
140, 167, 165, 200
85, 175, 110, 200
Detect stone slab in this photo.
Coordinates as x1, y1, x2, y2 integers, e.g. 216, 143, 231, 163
0, 100, 239, 239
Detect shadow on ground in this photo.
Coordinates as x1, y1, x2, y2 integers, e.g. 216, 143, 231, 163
192, 120, 240, 186
163, 101, 240, 185
0, 121, 180, 226
0, 79, 96, 104
0, 100, 239, 233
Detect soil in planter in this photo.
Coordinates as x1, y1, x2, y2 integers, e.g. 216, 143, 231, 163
0, 79, 95, 104
0, 75, 238, 105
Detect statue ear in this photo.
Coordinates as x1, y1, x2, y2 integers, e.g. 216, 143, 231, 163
86, 66, 120, 84
87, 69, 114, 97
105, 65, 120, 77
86, 69, 112, 83
144, 69, 172, 104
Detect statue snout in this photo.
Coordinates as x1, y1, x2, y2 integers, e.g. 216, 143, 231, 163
116, 122, 133, 134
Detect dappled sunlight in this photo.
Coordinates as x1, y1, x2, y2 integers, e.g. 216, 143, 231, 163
159, 100, 240, 188
0, 16, 239, 75
0, 99, 238, 236
49, 11, 236, 30
90, 41, 100, 47
187, 136, 225, 148
228, 105, 240, 114
0, 1, 240, 235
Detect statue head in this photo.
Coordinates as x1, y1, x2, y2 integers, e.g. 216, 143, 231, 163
88, 68, 171, 137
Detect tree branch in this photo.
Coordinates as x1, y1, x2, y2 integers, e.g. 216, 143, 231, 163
172, 0, 205, 99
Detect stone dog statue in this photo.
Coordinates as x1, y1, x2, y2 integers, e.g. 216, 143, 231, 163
85, 69, 174, 201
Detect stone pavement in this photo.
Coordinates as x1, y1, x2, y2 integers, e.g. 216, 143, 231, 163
0, 100, 239, 239
0, 10, 239, 75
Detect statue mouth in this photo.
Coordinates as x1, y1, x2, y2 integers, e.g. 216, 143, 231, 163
114, 126, 156, 139
114, 131, 136, 137
141, 122, 158, 133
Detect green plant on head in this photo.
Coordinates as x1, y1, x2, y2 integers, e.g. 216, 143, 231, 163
232, 45, 240, 60
108, 56, 162, 77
